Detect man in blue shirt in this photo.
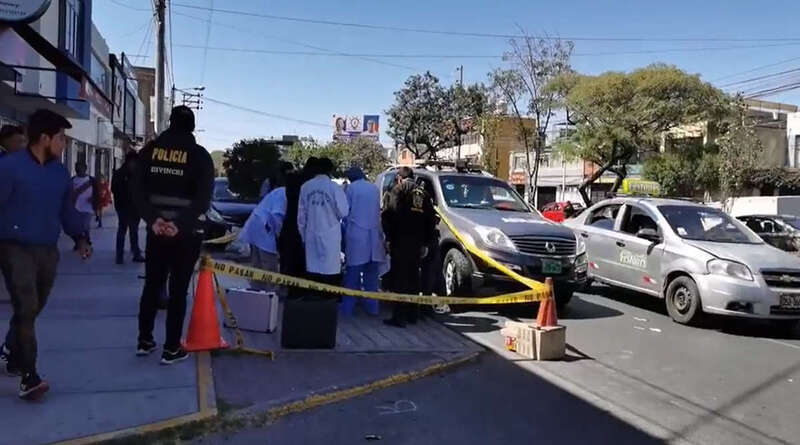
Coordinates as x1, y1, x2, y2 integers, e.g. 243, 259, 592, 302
0, 109, 92, 401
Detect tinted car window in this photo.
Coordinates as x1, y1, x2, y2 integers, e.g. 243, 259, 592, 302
381, 172, 397, 195
659, 205, 762, 244
588, 204, 621, 229
621, 205, 658, 235
213, 180, 238, 201
416, 176, 437, 205
439, 175, 528, 212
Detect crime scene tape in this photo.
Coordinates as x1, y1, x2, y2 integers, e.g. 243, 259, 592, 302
211, 273, 275, 359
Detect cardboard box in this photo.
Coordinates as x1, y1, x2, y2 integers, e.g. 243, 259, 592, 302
516, 324, 537, 359
534, 325, 566, 360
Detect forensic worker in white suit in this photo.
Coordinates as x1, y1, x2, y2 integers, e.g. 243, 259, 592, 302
341, 167, 387, 316
298, 158, 349, 292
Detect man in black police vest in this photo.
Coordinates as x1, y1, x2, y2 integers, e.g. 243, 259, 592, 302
382, 167, 437, 328
132, 106, 214, 364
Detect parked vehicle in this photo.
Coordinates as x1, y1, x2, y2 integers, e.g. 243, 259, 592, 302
737, 215, 800, 252
541, 201, 582, 223
376, 163, 587, 307
212, 178, 257, 227
727, 195, 800, 218
566, 197, 800, 327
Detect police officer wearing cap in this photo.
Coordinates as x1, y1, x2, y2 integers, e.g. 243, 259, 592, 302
381, 166, 437, 328
131, 106, 214, 364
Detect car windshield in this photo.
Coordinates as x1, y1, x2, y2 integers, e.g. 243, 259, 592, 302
780, 216, 800, 231
439, 176, 529, 212
659, 205, 762, 244
213, 180, 239, 201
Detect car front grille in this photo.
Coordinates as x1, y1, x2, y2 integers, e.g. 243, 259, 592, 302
770, 306, 800, 315
761, 269, 800, 289
508, 236, 576, 256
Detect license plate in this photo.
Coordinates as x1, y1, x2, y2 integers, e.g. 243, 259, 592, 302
541, 259, 563, 275
780, 294, 800, 309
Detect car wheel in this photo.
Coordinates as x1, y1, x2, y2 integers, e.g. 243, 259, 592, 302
665, 276, 703, 325
555, 287, 573, 310
443, 248, 473, 296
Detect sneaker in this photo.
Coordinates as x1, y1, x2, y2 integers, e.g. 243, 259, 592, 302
19, 373, 49, 401
136, 340, 157, 356
161, 347, 189, 365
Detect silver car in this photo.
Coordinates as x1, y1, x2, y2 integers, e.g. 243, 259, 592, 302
566, 197, 800, 326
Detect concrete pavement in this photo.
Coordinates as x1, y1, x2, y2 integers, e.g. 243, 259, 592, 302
0, 216, 211, 445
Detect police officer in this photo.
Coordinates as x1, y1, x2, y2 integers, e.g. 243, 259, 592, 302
382, 167, 437, 328
131, 106, 214, 364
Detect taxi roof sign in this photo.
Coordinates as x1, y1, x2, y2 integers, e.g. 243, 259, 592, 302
621, 179, 661, 196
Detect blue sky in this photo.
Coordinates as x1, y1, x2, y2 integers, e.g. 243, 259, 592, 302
92, 0, 800, 151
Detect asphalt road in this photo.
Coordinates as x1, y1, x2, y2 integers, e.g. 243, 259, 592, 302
196, 284, 800, 445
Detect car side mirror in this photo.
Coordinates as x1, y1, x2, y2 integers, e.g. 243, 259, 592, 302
636, 228, 661, 244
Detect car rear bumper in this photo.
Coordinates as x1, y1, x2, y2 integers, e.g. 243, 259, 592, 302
693, 272, 800, 319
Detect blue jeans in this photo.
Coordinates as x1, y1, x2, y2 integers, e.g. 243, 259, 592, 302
341, 262, 380, 316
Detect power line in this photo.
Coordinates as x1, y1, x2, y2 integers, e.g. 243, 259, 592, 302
174, 88, 329, 127
110, 0, 150, 12
710, 56, 800, 82
719, 67, 800, 88
173, 42, 800, 59
745, 81, 800, 99
171, 11, 423, 72
199, 0, 214, 85
131, 14, 155, 63
170, 2, 800, 43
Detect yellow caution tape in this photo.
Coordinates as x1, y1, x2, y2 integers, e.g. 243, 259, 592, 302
204, 258, 548, 305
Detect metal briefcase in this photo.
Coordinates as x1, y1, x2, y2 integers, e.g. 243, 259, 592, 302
223, 288, 279, 333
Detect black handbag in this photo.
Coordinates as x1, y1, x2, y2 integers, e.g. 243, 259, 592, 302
280, 296, 338, 349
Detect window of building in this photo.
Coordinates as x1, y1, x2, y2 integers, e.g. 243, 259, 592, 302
124, 89, 135, 135
64, 0, 83, 60
90, 52, 109, 95
512, 153, 527, 171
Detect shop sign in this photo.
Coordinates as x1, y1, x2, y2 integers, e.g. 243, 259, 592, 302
0, 0, 51, 24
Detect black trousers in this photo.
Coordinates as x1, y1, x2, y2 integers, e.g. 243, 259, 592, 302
0, 243, 59, 375
388, 243, 422, 324
138, 232, 201, 351
305, 272, 342, 301
115, 210, 142, 259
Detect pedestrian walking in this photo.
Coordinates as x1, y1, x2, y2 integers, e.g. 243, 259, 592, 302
0, 109, 92, 400
381, 167, 437, 328
240, 164, 292, 294
0, 124, 26, 156
341, 166, 386, 316
298, 157, 349, 292
112, 151, 145, 264
131, 106, 214, 365
70, 162, 98, 248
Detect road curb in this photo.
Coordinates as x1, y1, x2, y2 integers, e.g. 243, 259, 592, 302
50, 351, 217, 445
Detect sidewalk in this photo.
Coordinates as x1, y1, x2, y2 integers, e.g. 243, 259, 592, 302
0, 215, 207, 445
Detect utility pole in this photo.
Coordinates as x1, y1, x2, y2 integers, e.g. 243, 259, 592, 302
154, 0, 166, 134
457, 65, 463, 85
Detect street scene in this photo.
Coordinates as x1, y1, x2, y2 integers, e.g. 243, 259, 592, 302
3, 1, 800, 444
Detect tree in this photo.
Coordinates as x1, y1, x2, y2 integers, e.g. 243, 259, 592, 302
643, 139, 720, 197
718, 97, 763, 204
386, 72, 449, 159
386, 72, 488, 160
490, 32, 574, 205
284, 137, 389, 179
551, 64, 728, 205
223, 138, 281, 199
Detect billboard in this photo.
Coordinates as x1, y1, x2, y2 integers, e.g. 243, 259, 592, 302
333, 114, 379, 141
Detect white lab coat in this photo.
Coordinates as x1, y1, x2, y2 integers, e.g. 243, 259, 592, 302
344, 179, 386, 267
239, 187, 286, 254
298, 175, 349, 274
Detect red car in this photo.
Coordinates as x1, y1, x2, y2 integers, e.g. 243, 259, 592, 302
541, 201, 582, 223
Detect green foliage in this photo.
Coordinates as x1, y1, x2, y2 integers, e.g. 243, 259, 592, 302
223, 138, 281, 199
283, 137, 389, 179
386, 72, 488, 159
643, 140, 719, 197
717, 97, 763, 199
479, 115, 502, 176
551, 64, 729, 204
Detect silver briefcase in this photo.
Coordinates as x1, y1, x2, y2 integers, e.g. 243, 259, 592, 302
223, 288, 279, 333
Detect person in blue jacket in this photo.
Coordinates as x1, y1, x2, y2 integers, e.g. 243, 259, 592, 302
0, 109, 92, 401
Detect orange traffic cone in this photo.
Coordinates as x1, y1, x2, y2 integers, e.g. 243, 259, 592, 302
183, 268, 229, 352
536, 278, 558, 328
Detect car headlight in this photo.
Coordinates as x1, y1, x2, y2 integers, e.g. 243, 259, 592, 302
576, 234, 586, 255
473, 225, 517, 253
707, 259, 753, 281
207, 208, 225, 224
574, 252, 587, 272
